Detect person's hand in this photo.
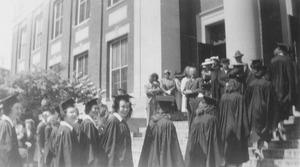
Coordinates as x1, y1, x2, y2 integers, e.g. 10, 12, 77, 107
19, 148, 28, 158
185, 90, 192, 94
25, 142, 32, 148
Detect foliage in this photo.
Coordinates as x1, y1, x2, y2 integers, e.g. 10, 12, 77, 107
6, 66, 99, 119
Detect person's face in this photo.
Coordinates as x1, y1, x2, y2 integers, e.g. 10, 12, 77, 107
25, 122, 32, 130
90, 105, 99, 117
163, 73, 170, 79
118, 100, 130, 119
222, 63, 229, 69
64, 107, 77, 124
189, 69, 197, 78
148, 75, 153, 82
235, 56, 242, 63
10, 102, 22, 120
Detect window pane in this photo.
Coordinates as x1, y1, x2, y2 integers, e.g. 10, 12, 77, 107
112, 42, 120, 69
84, 55, 88, 75
121, 67, 127, 82
108, 0, 111, 7
113, 0, 119, 4
112, 70, 120, 95
79, 3, 85, 22
121, 38, 128, 66
86, 0, 90, 19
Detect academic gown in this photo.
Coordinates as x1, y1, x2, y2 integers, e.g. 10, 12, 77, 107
185, 114, 223, 167
138, 114, 185, 167
49, 126, 58, 167
101, 115, 133, 167
211, 68, 221, 100
218, 69, 231, 97
44, 125, 53, 166
79, 118, 107, 167
270, 55, 297, 121
218, 93, 250, 164
245, 78, 279, 142
54, 125, 80, 167
0, 119, 22, 167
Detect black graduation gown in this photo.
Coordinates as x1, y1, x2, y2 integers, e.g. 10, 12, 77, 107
44, 125, 53, 166
138, 114, 185, 167
37, 121, 46, 149
185, 114, 223, 167
211, 68, 221, 100
54, 124, 80, 167
49, 126, 58, 167
270, 55, 297, 121
218, 69, 231, 98
245, 78, 279, 142
79, 118, 107, 167
218, 93, 250, 164
101, 115, 133, 167
0, 119, 22, 167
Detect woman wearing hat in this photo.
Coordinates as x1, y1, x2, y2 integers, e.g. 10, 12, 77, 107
138, 97, 185, 167
54, 99, 80, 167
0, 94, 23, 167
101, 94, 134, 167
218, 74, 250, 167
160, 70, 175, 96
233, 51, 250, 76
185, 96, 223, 167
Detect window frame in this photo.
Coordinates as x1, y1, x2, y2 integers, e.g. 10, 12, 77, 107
33, 13, 43, 51
109, 37, 128, 97
76, 0, 90, 25
107, 0, 124, 9
74, 52, 89, 76
18, 26, 27, 60
52, 0, 63, 40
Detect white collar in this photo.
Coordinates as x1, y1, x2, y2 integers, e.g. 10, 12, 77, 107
60, 121, 73, 131
82, 114, 97, 127
2, 115, 14, 127
113, 113, 123, 122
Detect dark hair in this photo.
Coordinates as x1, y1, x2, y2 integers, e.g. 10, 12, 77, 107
196, 99, 218, 116
225, 79, 242, 93
3, 102, 19, 116
59, 104, 75, 120
151, 73, 159, 81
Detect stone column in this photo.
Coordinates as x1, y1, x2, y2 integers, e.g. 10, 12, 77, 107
224, 0, 262, 64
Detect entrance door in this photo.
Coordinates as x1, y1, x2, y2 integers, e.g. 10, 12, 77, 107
197, 43, 226, 69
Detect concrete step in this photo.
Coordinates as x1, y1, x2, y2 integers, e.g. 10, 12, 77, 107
284, 124, 300, 132
243, 158, 300, 167
286, 130, 300, 140
249, 148, 300, 159
268, 140, 300, 149
284, 116, 300, 125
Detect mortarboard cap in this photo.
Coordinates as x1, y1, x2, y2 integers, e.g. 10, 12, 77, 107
113, 94, 133, 102
221, 58, 230, 64
276, 42, 288, 52
203, 96, 218, 106
0, 93, 20, 114
251, 59, 263, 69
59, 98, 75, 115
84, 98, 98, 114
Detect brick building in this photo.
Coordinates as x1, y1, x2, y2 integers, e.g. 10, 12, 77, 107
11, 0, 300, 117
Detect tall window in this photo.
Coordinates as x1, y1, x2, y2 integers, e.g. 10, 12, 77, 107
110, 38, 128, 96
108, 0, 121, 7
18, 27, 27, 59
76, 0, 90, 25
33, 13, 43, 50
52, 0, 63, 39
74, 52, 88, 76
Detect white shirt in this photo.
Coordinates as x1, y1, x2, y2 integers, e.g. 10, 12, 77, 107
113, 113, 123, 122
2, 115, 14, 127
60, 121, 73, 131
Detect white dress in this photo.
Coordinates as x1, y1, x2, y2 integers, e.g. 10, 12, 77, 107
180, 77, 189, 112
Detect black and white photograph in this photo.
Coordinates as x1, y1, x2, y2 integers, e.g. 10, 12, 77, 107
0, 0, 300, 167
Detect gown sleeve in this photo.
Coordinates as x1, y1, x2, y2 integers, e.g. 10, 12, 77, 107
0, 123, 13, 165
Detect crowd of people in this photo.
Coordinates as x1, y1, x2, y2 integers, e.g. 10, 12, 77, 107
0, 42, 299, 167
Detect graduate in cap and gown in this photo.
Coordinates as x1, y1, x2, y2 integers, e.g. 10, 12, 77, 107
246, 59, 263, 86
270, 43, 297, 137
218, 71, 250, 167
79, 98, 107, 167
138, 97, 185, 167
245, 65, 278, 158
185, 96, 224, 167
54, 99, 80, 167
0, 94, 23, 167
101, 94, 133, 167
47, 107, 60, 167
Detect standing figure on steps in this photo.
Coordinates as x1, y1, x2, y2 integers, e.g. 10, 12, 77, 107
185, 96, 224, 167
138, 97, 185, 167
101, 94, 134, 167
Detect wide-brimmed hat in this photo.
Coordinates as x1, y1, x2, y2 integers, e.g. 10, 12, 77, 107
202, 59, 214, 66
234, 51, 244, 58
163, 69, 171, 75
210, 56, 219, 61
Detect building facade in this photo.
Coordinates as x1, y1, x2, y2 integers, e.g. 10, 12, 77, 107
11, 0, 300, 117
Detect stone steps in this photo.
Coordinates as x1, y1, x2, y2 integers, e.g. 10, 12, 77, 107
131, 116, 300, 167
